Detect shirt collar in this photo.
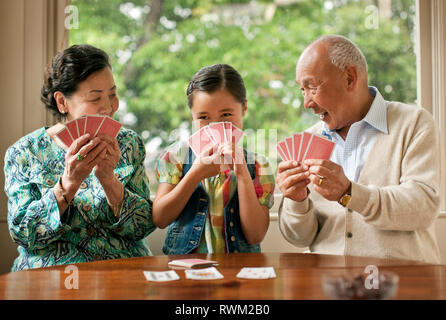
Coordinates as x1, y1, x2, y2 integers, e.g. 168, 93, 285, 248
322, 86, 388, 137
362, 86, 388, 134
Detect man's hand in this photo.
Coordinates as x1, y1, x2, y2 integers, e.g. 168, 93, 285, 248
303, 159, 351, 201
276, 161, 311, 202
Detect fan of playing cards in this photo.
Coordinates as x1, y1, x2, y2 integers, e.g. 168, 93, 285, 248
277, 132, 335, 163
56, 114, 122, 148
188, 122, 243, 157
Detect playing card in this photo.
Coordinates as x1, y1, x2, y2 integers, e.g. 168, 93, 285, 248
276, 144, 288, 161
85, 115, 105, 137
55, 127, 74, 148
208, 122, 226, 144
189, 126, 217, 156
277, 140, 291, 161
65, 119, 79, 141
302, 134, 335, 161
168, 258, 219, 269
236, 267, 276, 279
224, 122, 232, 143
231, 124, 243, 144
185, 267, 224, 280
143, 270, 180, 282
285, 136, 293, 161
292, 133, 302, 162
96, 116, 122, 138
298, 132, 312, 163
76, 116, 87, 136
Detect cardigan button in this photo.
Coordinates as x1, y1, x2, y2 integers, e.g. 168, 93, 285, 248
231, 236, 236, 242
83, 204, 92, 212
347, 209, 353, 213
229, 221, 234, 227
346, 232, 353, 238
190, 241, 197, 245
230, 208, 234, 214
193, 226, 201, 231
80, 182, 88, 189
45, 178, 54, 186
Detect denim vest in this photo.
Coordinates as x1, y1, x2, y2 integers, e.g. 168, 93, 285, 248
162, 148, 261, 254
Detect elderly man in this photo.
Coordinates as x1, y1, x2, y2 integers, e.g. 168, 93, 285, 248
277, 34, 441, 264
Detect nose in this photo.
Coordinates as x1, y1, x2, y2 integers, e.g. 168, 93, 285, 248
303, 94, 316, 110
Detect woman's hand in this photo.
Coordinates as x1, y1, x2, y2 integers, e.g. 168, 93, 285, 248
62, 134, 108, 199
94, 134, 121, 184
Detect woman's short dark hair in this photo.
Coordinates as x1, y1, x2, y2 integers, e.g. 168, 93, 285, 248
41, 44, 111, 116
186, 64, 246, 108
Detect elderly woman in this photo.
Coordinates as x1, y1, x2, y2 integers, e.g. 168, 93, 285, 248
4, 44, 155, 271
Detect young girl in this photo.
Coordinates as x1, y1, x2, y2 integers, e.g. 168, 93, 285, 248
153, 64, 275, 254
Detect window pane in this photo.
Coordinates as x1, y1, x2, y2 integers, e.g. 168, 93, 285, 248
70, 0, 416, 193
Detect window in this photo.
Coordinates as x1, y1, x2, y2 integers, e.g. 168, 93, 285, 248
70, 0, 417, 195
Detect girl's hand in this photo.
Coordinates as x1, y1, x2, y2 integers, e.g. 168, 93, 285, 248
94, 134, 121, 185
190, 144, 223, 180
218, 142, 249, 178
62, 134, 108, 196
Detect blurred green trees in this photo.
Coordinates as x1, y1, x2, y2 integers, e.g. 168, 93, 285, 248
70, 0, 416, 190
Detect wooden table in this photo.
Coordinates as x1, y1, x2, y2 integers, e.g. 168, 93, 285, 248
0, 252, 445, 300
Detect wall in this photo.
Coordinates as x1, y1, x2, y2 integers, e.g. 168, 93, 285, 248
0, 0, 68, 274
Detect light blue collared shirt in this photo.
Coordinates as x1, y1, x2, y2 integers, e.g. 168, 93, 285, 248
321, 87, 389, 183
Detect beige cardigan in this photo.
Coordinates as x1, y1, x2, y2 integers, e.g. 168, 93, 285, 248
278, 101, 442, 264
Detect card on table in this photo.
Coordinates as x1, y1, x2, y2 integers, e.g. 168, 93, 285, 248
55, 127, 74, 148
185, 267, 224, 280
236, 267, 276, 279
96, 116, 122, 138
189, 126, 217, 156
302, 134, 335, 162
143, 270, 180, 282
168, 258, 219, 269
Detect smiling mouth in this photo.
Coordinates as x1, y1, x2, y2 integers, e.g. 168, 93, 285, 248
315, 112, 328, 120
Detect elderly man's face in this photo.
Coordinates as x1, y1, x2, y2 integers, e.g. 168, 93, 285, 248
296, 45, 350, 132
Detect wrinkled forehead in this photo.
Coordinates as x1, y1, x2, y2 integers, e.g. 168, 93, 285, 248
296, 44, 330, 84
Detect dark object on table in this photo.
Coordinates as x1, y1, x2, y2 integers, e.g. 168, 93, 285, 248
322, 271, 399, 299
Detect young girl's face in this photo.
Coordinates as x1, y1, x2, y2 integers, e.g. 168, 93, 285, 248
190, 88, 247, 130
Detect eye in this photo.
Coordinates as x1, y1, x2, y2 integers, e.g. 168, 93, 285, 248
222, 113, 232, 117
198, 116, 209, 120
90, 97, 101, 102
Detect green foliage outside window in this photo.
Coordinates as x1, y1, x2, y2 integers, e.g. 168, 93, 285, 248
70, 0, 416, 192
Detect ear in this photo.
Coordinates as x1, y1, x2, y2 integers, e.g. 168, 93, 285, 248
53, 91, 68, 114
344, 66, 358, 92
242, 100, 248, 116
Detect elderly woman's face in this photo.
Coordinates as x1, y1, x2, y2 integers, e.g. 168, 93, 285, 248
64, 67, 119, 120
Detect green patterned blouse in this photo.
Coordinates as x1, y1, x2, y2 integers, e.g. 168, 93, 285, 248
4, 127, 155, 271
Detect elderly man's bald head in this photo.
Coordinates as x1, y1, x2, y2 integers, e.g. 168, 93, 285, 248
299, 35, 368, 76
